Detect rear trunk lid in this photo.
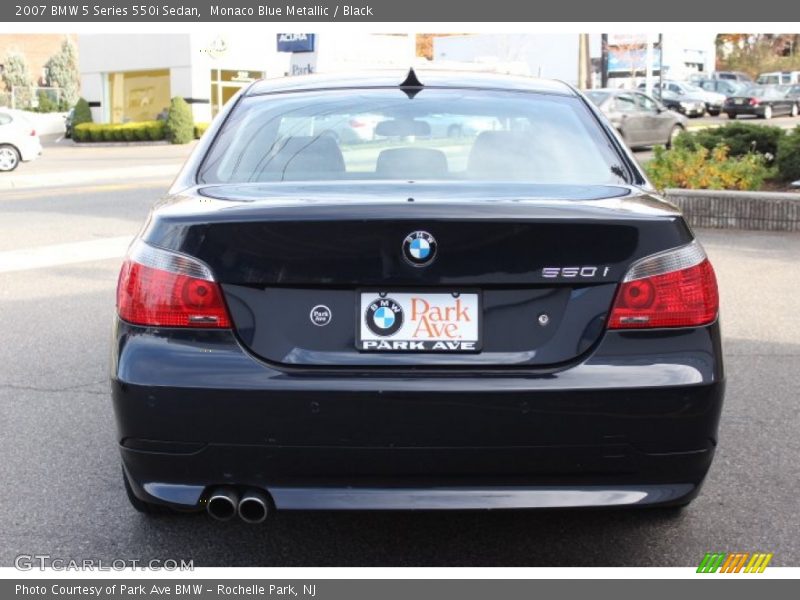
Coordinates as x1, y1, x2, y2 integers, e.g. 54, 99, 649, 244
144, 182, 691, 368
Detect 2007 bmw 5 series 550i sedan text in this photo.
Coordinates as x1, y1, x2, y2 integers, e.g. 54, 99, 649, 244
112, 70, 724, 523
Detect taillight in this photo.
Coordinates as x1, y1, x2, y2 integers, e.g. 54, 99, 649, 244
608, 241, 718, 329
116, 240, 231, 328
749, 98, 759, 106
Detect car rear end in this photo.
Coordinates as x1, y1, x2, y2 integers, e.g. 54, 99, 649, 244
10, 111, 42, 161
672, 96, 706, 117
111, 73, 724, 519
724, 88, 766, 117
694, 88, 724, 115
0, 110, 42, 171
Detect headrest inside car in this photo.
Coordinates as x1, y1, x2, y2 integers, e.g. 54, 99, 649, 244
376, 148, 449, 179
467, 131, 540, 179
262, 136, 345, 179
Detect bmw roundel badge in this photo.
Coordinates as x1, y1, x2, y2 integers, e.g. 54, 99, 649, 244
402, 230, 437, 267
365, 298, 404, 337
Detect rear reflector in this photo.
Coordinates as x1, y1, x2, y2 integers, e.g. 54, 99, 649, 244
608, 241, 719, 329
116, 240, 231, 328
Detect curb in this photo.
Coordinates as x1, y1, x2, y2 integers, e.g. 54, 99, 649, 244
665, 188, 800, 232
69, 140, 171, 148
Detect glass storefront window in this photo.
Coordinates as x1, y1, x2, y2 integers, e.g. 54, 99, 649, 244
211, 83, 220, 116
219, 69, 263, 83
210, 69, 264, 117
108, 69, 171, 123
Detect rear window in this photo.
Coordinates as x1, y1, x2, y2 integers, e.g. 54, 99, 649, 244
198, 88, 627, 185
584, 91, 610, 105
757, 74, 782, 85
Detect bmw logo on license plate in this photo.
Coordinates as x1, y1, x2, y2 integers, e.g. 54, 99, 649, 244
365, 297, 404, 336
402, 231, 437, 267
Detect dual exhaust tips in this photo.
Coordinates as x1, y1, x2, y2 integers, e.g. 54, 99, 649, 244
206, 487, 269, 524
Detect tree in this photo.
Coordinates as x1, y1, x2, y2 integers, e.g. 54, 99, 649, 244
44, 38, 80, 108
2, 50, 33, 91
1, 51, 34, 108
716, 33, 800, 78
34, 90, 59, 113
164, 97, 194, 144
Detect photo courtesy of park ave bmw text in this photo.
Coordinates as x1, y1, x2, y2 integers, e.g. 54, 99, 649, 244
0, 0, 798, 595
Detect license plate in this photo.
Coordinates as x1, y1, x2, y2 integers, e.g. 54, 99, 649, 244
735, 99, 744, 105
357, 292, 481, 352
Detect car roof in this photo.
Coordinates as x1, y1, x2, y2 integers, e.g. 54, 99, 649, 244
0, 108, 27, 119
588, 88, 647, 95
245, 69, 577, 97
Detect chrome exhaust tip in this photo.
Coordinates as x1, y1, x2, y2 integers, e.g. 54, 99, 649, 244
206, 487, 239, 521
238, 489, 269, 524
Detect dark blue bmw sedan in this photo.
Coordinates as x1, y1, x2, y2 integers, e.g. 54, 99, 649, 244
112, 70, 723, 523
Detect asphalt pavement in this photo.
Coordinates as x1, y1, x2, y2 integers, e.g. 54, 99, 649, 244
0, 148, 799, 567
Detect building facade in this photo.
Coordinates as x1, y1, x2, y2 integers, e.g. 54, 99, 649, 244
432, 33, 716, 88
78, 33, 415, 124
78, 33, 288, 124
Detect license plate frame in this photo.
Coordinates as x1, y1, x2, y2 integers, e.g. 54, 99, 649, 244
356, 290, 482, 353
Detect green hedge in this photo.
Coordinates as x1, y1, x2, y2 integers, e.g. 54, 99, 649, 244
73, 121, 165, 143
72, 119, 210, 143
775, 127, 800, 182
645, 144, 772, 191
194, 122, 210, 139
674, 123, 784, 160
672, 123, 800, 182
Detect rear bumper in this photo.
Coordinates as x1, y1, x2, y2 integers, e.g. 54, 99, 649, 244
121, 444, 711, 510
681, 107, 705, 117
112, 319, 725, 511
18, 137, 42, 162
725, 106, 762, 116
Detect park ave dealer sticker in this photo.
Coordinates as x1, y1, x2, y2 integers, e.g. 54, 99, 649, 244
358, 292, 480, 352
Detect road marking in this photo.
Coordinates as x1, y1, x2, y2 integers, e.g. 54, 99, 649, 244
0, 163, 180, 192
0, 180, 169, 201
0, 236, 132, 274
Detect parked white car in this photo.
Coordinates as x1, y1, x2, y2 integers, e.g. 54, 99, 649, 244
756, 71, 800, 85
0, 110, 43, 172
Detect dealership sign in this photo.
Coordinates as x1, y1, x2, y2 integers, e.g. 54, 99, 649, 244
277, 34, 315, 53
608, 48, 661, 74
201, 35, 228, 59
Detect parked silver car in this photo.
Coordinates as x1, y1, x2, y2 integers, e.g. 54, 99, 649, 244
639, 81, 726, 115
585, 89, 687, 148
